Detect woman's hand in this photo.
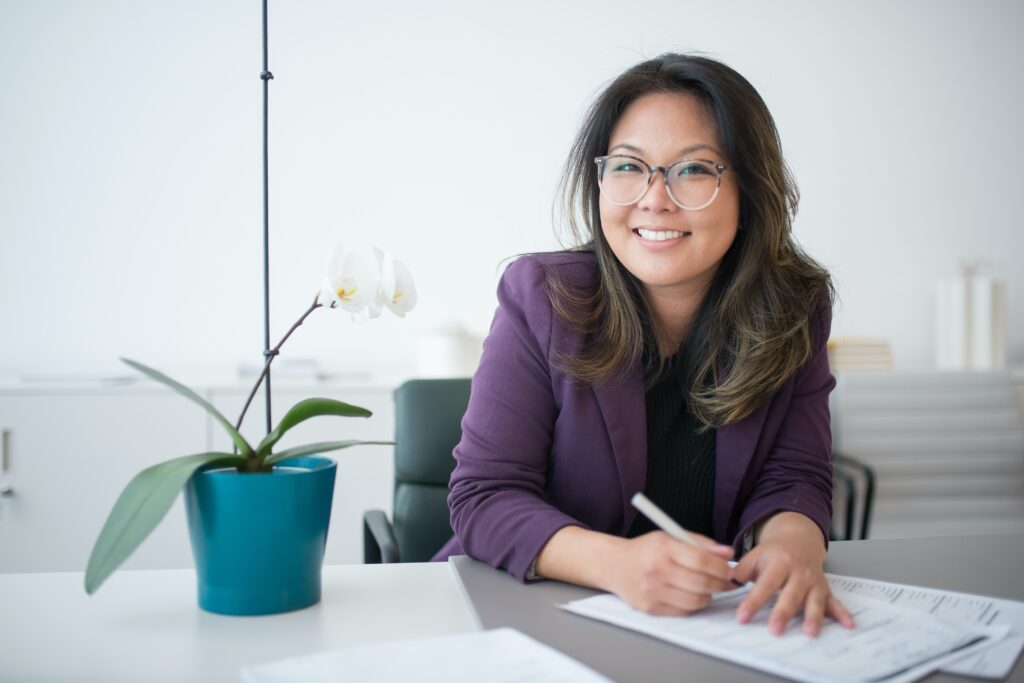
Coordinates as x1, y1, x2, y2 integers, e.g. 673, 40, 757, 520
732, 512, 856, 637
606, 531, 736, 616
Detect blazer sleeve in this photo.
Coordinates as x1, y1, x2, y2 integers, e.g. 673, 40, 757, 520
734, 298, 836, 549
447, 256, 585, 581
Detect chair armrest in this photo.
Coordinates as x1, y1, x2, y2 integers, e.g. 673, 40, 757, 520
831, 466, 856, 541
363, 509, 400, 563
833, 453, 876, 540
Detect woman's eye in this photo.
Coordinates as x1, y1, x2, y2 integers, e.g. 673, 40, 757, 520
676, 163, 712, 177
612, 162, 643, 174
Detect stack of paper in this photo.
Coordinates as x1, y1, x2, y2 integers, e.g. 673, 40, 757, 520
562, 574, 1021, 683
827, 338, 893, 372
827, 574, 1024, 679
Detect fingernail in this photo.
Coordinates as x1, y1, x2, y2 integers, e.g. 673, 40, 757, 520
737, 609, 750, 624
770, 620, 782, 636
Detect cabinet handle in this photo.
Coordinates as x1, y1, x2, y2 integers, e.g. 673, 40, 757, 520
1, 429, 8, 472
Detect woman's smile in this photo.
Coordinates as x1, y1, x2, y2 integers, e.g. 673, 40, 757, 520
634, 227, 693, 243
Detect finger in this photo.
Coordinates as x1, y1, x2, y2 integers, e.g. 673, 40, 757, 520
666, 540, 730, 573
767, 572, 811, 636
669, 544, 734, 589
639, 584, 715, 616
801, 585, 829, 637
707, 544, 737, 559
826, 594, 856, 629
730, 550, 759, 585
691, 532, 736, 559
736, 562, 787, 624
663, 562, 734, 595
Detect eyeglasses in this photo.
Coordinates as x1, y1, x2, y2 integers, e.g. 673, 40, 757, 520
594, 155, 729, 211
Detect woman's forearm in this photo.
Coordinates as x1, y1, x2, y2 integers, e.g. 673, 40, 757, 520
534, 525, 629, 590
755, 511, 827, 558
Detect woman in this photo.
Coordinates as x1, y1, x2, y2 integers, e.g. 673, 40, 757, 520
434, 53, 854, 638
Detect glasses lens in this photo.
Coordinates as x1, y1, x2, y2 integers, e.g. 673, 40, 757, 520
666, 160, 720, 209
598, 156, 649, 205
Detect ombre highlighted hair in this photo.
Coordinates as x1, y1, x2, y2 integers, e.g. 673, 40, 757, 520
549, 52, 834, 428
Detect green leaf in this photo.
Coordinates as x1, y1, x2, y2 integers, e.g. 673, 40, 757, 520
255, 398, 372, 459
121, 358, 253, 456
84, 451, 244, 595
265, 439, 393, 466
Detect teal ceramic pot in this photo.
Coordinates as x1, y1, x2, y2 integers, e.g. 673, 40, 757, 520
184, 456, 337, 615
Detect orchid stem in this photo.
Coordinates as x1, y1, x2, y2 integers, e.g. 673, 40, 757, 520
235, 295, 323, 437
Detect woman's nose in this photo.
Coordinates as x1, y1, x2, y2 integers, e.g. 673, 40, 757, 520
637, 171, 676, 212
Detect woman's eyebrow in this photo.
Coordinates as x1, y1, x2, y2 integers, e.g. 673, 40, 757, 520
609, 142, 723, 158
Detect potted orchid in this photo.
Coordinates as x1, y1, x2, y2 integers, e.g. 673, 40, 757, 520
84, 245, 415, 615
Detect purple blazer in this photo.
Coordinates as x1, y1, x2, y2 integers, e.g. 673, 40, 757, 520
434, 251, 835, 581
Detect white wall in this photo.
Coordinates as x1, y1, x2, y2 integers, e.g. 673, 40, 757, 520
2, 0, 1023, 382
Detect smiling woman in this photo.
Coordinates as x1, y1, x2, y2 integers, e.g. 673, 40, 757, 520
435, 53, 851, 640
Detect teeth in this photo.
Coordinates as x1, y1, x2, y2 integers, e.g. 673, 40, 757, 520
637, 228, 689, 241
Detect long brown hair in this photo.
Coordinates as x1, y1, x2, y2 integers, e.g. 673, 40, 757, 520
549, 53, 834, 428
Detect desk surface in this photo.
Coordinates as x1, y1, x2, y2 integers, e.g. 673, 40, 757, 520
0, 563, 477, 683
1, 534, 1021, 683
453, 533, 1024, 683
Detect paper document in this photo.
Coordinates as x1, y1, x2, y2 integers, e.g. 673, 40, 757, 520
828, 574, 1024, 679
563, 583, 1008, 683
240, 627, 614, 683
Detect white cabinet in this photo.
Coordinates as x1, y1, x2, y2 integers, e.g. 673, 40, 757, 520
0, 381, 400, 573
0, 389, 207, 573
7, 370, 1020, 573
206, 384, 396, 566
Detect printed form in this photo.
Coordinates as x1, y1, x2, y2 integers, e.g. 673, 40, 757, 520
562, 576, 1014, 683
828, 574, 1024, 679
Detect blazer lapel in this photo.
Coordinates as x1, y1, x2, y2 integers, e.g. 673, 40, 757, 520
591, 355, 772, 541
593, 361, 647, 533
714, 400, 770, 541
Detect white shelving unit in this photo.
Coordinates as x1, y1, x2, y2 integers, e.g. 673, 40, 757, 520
831, 371, 1024, 539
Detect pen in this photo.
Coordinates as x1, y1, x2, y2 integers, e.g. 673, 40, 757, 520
631, 492, 744, 587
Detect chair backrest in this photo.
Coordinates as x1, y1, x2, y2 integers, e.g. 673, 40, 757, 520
830, 371, 1024, 538
392, 378, 472, 562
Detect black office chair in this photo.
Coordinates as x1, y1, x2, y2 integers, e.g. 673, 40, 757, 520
830, 451, 876, 541
363, 378, 472, 563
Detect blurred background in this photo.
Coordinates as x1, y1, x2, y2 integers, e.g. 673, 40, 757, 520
1, 0, 1022, 569
1, 0, 1022, 382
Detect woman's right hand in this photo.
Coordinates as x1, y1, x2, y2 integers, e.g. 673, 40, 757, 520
606, 531, 736, 616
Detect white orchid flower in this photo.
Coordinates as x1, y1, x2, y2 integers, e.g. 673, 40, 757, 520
319, 243, 415, 321
380, 251, 417, 318
318, 246, 381, 318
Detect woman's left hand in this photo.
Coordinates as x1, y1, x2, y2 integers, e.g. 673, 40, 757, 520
730, 512, 856, 637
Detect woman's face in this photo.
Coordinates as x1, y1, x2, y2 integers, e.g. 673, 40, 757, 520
599, 92, 740, 306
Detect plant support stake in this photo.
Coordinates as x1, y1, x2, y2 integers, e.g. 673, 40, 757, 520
260, 0, 275, 435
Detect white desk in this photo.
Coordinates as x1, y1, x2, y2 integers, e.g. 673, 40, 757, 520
0, 563, 478, 683
5, 536, 1023, 682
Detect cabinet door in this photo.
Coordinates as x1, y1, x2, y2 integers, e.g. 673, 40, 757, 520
0, 390, 208, 573
208, 385, 395, 565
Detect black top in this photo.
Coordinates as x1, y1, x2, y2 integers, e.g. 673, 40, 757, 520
627, 354, 717, 538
